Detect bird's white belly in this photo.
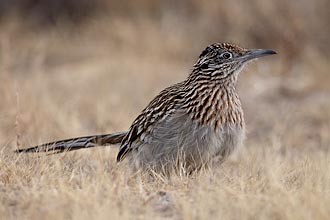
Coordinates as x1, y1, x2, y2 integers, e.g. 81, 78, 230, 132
127, 111, 245, 173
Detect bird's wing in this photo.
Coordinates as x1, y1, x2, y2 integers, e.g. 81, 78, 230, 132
117, 82, 185, 162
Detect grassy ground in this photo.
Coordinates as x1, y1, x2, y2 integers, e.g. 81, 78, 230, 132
0, 14, 329, 219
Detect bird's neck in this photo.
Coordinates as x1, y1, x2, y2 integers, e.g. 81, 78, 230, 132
182, 78, 244, 130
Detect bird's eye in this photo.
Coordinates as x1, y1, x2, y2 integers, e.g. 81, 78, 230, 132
220, 52, 232, 59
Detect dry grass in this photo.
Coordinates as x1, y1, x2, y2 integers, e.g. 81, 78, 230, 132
0, 3, 329, 219
1, 146, 329, 220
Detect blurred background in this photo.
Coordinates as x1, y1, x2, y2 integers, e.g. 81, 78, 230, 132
0, 0, 329, 154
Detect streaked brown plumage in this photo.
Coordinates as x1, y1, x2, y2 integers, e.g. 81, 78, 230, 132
15, 42, 276, 174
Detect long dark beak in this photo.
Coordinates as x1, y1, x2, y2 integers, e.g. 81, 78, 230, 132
239, 49, 277, 62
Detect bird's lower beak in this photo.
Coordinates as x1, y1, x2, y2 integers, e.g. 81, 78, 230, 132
240, 49, 277, 62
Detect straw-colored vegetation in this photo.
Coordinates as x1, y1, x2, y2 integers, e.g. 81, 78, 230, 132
0, 1, 329, 219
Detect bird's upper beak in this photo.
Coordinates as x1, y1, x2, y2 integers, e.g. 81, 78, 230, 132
239, 49, 277, 62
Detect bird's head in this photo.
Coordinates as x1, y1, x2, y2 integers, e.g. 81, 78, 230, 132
191, 42, 276, 84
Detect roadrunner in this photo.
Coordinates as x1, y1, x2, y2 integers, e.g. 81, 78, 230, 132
16, 43, 276, 173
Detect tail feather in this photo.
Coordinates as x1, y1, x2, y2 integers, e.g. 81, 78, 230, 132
14, 131, 127, 153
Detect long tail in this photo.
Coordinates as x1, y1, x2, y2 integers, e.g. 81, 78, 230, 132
14, 131, 127, 154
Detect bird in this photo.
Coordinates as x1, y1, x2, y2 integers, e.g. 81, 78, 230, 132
15, 42, 276, 174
